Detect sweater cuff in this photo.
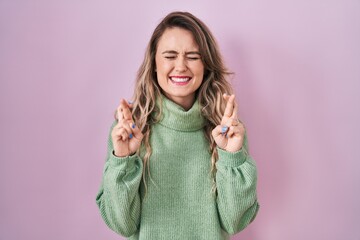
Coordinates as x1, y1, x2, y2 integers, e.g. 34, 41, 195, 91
109, 151, 138, 170
216, 147, 247, 167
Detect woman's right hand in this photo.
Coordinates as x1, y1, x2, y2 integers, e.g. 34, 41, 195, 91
111, 99, 144, 157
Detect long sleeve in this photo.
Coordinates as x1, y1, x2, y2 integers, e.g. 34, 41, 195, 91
96, 123, 143, 237
215, 134, 260, 235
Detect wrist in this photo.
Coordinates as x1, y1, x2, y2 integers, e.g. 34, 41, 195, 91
113, 150, 129, 158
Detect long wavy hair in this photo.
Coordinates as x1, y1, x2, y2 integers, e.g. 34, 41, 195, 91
126, 11, 234, 194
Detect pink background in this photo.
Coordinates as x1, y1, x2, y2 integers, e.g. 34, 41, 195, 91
1, 1, 359, 239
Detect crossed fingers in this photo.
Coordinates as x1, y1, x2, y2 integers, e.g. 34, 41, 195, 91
116, 99, 135, 141
221, 94, 243, 137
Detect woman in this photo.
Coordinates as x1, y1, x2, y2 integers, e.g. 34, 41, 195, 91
96, 11, 259, 240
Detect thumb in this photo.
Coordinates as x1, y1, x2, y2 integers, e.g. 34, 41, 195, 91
129, 122, 143, 140
212, 125, 229, 139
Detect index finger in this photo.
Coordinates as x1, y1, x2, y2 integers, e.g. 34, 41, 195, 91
223, 94, 235, 117
119, 99, 133, 121
231, 104, 238, 119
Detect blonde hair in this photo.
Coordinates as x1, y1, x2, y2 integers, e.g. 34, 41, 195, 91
126, 11, 233, 194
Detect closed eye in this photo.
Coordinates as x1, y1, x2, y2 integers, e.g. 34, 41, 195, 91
164, 56, 176, 59
187, 57, 200, 60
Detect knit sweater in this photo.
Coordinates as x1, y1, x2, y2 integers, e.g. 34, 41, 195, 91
96, 96, 259, 240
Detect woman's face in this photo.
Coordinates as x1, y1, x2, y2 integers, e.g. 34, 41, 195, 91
155, 27, 205, 110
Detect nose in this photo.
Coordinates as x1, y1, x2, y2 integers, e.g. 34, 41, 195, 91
175, 56, 187, 72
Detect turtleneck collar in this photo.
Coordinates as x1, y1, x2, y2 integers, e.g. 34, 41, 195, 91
155, 95, 205, 132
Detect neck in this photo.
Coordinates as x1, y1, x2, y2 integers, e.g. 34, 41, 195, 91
164, 94, 195, 111
156, 94, 205, 132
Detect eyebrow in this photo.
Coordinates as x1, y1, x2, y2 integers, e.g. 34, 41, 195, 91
162, 50, 201, 55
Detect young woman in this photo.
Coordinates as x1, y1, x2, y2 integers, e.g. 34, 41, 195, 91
96, 11, 259, 240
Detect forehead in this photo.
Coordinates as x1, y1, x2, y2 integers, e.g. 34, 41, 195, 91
157, 27, 199, 52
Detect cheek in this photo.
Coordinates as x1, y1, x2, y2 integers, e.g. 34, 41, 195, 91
156, 60, 172, 75
193, 63, 205, 77
156, 61, 171, 84
160, 62, 171, 71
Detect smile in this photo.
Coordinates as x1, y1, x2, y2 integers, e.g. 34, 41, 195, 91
169, 76, 192, 85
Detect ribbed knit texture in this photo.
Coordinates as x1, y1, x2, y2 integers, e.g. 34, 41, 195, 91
96, 96, 259, 240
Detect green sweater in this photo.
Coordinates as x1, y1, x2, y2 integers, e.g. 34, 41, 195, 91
96, 96, 259, 240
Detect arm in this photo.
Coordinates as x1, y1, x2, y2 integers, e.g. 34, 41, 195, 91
215, 134, 260, 234
96, 122, 143, 237
212, 94, 259, 234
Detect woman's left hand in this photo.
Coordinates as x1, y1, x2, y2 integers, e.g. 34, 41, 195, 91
212, 94, 246, 152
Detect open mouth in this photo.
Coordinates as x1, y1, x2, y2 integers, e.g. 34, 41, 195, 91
169, 76, 192, 85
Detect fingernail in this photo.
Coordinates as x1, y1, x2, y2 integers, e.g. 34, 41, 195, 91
221, 126, 228, 135
128, 100, 133, 104
129, 134, 133, 139
132, 123, 136, 129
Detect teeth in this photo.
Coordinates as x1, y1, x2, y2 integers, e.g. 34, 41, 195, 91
170, 77, 190, 82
